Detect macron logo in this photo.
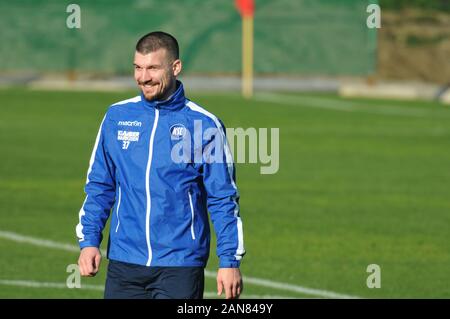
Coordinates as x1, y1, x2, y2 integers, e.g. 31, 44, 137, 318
118, 120, 142, 127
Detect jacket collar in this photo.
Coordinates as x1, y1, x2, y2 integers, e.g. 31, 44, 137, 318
140, 80, 186, 112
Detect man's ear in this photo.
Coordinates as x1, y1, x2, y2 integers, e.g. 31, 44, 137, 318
173, 59, 182, 77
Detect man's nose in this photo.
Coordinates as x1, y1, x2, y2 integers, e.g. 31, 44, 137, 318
140, 69, 152, 83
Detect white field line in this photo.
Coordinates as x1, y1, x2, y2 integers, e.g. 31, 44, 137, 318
0, 279, 103, 291
0, 279, 292, 299
0, 230, 81, 253
205, 270, 358, 299
255, 93, 448, 118
0, 230, 360, 299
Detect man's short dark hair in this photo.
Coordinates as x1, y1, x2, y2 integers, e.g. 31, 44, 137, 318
136, 31, 179, 61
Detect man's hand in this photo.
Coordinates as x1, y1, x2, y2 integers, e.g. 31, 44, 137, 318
78, 247, 101, 277
217, 268, 243, 299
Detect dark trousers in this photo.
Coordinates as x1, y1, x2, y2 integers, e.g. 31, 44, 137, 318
104, 259, 205, 299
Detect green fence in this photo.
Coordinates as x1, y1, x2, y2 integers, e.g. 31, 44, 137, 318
0, 0, 376, 76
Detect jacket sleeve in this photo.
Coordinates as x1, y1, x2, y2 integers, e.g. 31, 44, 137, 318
76, 113, 116, 249
202, 119, 245, 268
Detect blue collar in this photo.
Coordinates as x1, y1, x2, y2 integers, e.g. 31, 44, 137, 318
140, 80, 186, 111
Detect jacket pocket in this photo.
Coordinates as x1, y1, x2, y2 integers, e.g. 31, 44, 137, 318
188, 191, 196, 240
115, 185, 122, 233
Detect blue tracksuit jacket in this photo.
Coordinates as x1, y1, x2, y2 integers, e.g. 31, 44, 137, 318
76, 82, 245, 268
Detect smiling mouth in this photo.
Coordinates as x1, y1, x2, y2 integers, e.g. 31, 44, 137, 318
139, 81, 158, 88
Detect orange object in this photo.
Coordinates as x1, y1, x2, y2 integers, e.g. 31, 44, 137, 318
235, 0, 254, 17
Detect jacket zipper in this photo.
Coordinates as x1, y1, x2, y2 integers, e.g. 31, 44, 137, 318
188, 190, 196, 240
145, 108, 159, 266
115, 185, 122, 233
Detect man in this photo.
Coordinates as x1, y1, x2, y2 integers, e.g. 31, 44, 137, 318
76, 31, 245, 299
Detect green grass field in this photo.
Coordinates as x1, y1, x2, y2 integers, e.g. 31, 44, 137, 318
0, 88, 449, 298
